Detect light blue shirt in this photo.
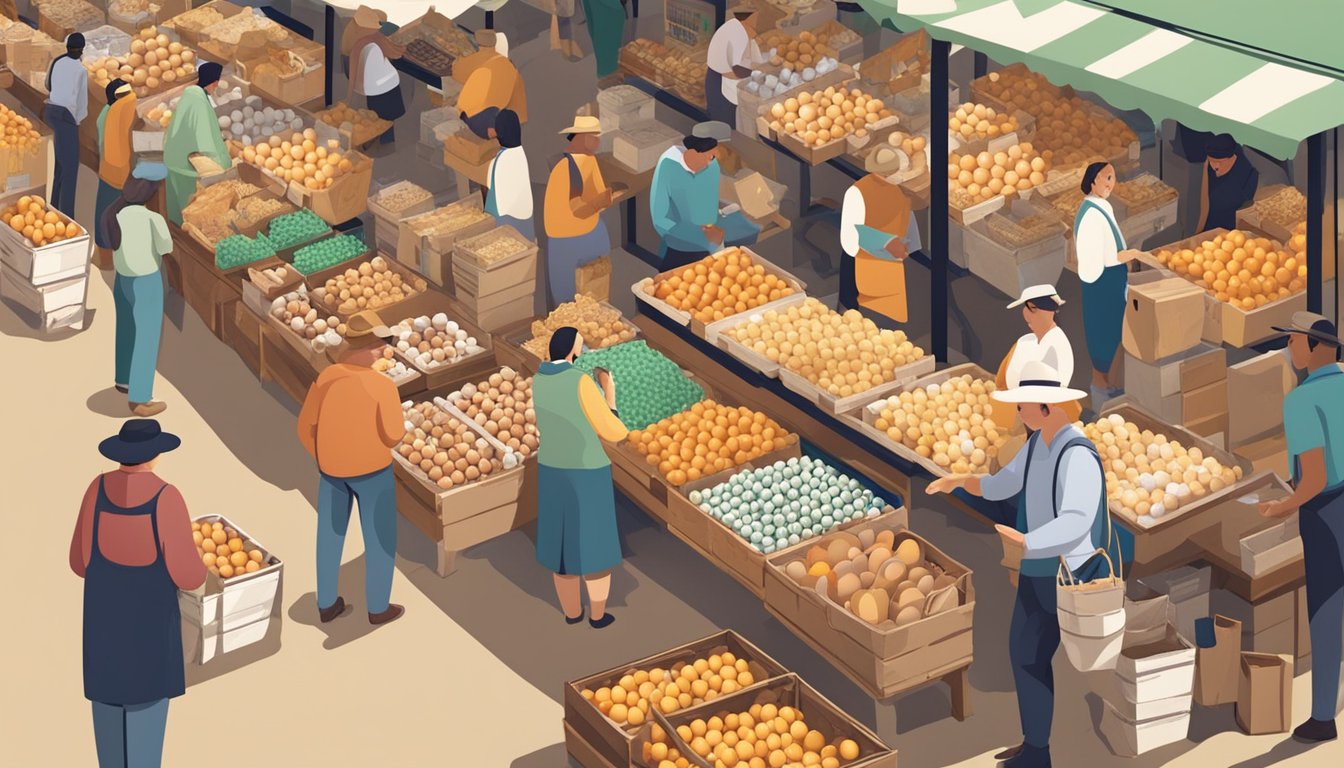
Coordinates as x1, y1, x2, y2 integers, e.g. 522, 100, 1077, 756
46, 55, 89, 124
980, 424, 1103, 571
1284, 364, 1344, 489
649, 146, 722, 253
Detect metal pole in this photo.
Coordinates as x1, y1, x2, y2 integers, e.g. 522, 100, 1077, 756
1308, 132, 1325, 314
931, 39, 951, 363
973, 51, 987, 80
485, 11, 495, 29
324, 4, 335, 107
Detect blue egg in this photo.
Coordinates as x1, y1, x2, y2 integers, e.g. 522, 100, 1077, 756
821, 515, 835, 528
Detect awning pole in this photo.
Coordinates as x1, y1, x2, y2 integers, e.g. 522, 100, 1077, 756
1308, 132, 1325, 313
325, 4, 335, 107
973, 51, 987, 80
932, 38, 951, 363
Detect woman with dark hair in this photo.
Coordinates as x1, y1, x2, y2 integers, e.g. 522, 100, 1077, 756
1198, 134, 1259, 232
1074, 162, 1142, 407
94, 79, 139, 268
532, 326, 628, 629
485, 109, 534, 240
993, 284, 1079, 430
101, 165, 173, 417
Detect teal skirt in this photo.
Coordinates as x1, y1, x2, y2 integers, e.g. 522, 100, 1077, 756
1082, 264, 1128, 374
536, 464, 621, 575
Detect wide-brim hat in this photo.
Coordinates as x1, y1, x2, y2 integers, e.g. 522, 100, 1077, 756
99, 419, 181, 465
1273, 311, 1342, 346
1007, 284, 1065, 310
344, 309, 395, 340
559, 115, 602, 135
992, 360, 1086, 404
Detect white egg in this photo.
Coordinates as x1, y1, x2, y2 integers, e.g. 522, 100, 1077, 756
1149, 503, 1166, 518
802, 68, 817, 81
432, 312, 449, 330
1138, 473, 1156, 492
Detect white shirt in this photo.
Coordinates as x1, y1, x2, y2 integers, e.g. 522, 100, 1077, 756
360, 42, 399, 97
706, 20, 762, 104
1075, 195, 1125, 284
839, 185, 922, 258
46, 55, 89, 124
1006, 326, 1075, 389
487, 146, 533, 219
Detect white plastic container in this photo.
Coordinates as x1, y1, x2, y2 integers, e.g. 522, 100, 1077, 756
178, 514, 283, 665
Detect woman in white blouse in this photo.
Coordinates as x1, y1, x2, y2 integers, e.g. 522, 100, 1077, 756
485, 109, 535, 241
994, 285, 1079, 427
1075, 162, 1142, 405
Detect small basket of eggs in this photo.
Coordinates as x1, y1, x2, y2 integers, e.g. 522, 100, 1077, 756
86, 27, 198, 98
765, 85, 894, 164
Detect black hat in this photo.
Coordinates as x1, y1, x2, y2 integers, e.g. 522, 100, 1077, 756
1273, 311, 1342, 347
99, 419, 182, 465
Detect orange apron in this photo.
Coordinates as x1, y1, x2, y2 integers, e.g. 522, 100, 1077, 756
994, 338, 1082, 428
853, 174, 911, 323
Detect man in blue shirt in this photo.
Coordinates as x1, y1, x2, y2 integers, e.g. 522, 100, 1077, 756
1262, 312, 1344, 744
649, 121, 730, 269
929, 360, 1101, 768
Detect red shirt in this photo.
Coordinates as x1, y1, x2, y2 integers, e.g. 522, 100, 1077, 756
69, 467, 207, 590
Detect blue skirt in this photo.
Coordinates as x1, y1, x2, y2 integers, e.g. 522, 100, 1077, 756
1082, 264, 1128, 374
535, 463, 621, 576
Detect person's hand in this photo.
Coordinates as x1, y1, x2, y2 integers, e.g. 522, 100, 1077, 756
703, 224, 725, 245
596, 369, 616, 405
926, 476, 963, 495
598, 189, 614, 209
884, 238, 909, 260
1118, 248, 1143, 263
995, 524, 1026, 547
1259, 500, 1297, 519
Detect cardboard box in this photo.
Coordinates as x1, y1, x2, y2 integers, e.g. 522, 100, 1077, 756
0, 259, 88, 331
1122, 343, 1226, 423
1099, 702, 1190, 757
1121, 274, 1207, 363
1240, 514, 1303, 578
179, 513, 282, 664
1235, 432, 1289, 479
1227, 350, 1296, 448
1180, 379, 1228, 424
1236, 653, 1293, 735
611, 121, 682, 173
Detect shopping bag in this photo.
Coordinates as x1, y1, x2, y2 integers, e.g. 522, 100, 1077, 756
575, 257, 611, 302
1193, 614, 1241, 706
1235, 652, 1293, 734
1057, 549, 1125, 616
1124, 593, 1171, 646
1058, 551, 1126, 671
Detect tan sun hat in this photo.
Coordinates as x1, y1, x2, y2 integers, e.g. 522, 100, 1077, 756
559, 115, 603, 135
344, 309, 394, 339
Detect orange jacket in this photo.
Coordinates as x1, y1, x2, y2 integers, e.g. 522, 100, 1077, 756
297, 364, 404, 478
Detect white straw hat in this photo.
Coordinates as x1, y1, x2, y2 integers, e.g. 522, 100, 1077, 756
1007, 284, 1065, 310
992, 360, 1086, 404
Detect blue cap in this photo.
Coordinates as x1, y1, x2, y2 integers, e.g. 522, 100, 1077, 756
132, 161, 168, 181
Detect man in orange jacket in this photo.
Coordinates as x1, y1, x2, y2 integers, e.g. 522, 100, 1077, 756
297, 311, 406, 626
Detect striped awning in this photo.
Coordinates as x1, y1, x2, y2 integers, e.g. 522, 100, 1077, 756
859, 0, 1344, 159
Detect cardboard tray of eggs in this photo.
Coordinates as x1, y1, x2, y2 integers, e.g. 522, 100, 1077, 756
636, 673, 896, 768
394, 397, 526, 520
848, 363, 1005, 479
703, 293, 810, 379
302, 251, 430, 319
264, 288, 355, 369
565, 630, 792, 768
1095, 400, 1253, 532
633, 246, 807, 335
764, 519, 973, 692
381, 297, 494, 389
181, 515, 281, 616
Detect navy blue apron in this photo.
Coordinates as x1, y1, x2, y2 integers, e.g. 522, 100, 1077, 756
83, 477, 186, 705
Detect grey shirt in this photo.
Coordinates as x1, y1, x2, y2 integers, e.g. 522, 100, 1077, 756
980, 424, 1103, 570
46, 55, 89, 124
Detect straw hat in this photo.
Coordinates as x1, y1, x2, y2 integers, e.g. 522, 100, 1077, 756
352, 5, 387, 29
344, 309, 395, 340
1007, 284, 1065, 310
559, 115, 603, 135
992, 360, 1086, 404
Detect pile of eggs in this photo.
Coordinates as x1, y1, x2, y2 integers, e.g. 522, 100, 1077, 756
86, 28, 196, 95
947, 143, 1050, 208
743, 56, 841, 100
978, 69, 1135, 167
401, 402, 519, 491
581, 651, 760, 729
949, 101, 1020, 141
630, 401, 796, 486
728, 298, 926, 398
220, 99, 306, 145
233, 130, 355, 190
389, 313, 483, 370
1082, 414, 1244, 526
192, 520, 266, 580
372, 347, 412, 380
3, 195, 83, 247
1152, 229, 1305, 309
0, 102, 44, 153
871, 375, 1005, 473
766, 86, 892, 148
646, 247, 796, 324
449, 368, 539, 458
313, 256, 425, 316
646, 705, 864, 768
269, 290, 344, 353
689, 456, 883, 554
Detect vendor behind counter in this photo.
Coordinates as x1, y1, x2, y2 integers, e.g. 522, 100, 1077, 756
649, 121, 760, 270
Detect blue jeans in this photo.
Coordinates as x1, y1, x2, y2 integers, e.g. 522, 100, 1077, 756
91, 698, 168, 768
1011, 574, 1060, 751
113, 272, 164, 404
317, 466, 397, 614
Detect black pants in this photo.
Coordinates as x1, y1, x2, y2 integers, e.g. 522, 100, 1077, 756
1011, 574, 1060, 752
366, 86, 405, 144
45, 104, 79, 216
662, 247, 710, 271
839, 254, 858, 310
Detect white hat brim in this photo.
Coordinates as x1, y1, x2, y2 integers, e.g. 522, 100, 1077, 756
992, 386, 1087, 404
1006, 294, 1066, 309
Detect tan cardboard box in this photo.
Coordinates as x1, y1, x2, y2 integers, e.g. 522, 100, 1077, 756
1234, 432, 1289, 480
1227, 350, 1296, 448
1121, 275, 1206, 363
1180, 379, 1228, 425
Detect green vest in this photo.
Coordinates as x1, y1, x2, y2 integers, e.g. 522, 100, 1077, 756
534, 362, 611, 470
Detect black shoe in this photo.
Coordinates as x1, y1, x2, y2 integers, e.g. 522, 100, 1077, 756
994, 744, 1024, 761
564, 612, 585, 625
318, 596, 346, 623
114, 384, 128, 394
1292, 718, 1337, 743
589, 613, 615, 629
1003, 745, 1050, 768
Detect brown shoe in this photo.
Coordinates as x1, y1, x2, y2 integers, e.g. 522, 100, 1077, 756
369, 604, 404, 625
130, 401, 167, 417
995, 744, 1024, 761
319, 596, 346, 623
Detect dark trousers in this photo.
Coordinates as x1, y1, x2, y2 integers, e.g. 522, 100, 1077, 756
45, 105, 79, 216
1011, 574, 1060, 751
839, 253, 858, 309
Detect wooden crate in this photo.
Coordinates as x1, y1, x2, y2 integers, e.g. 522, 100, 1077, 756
163, 0, 244, 49
258, 323, 318, 403
564, 630, 791, 768
634, 247, 807, 339
300, 251, 431, 321
178, 243, 244, 337
222, 300, 264, 376
367, 181, 435, 256
399, 198, 496, 288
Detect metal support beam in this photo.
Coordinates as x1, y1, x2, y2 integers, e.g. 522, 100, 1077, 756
1308, 132, 1325, 314
485, 11, 494, 29
324, 4, 335, 107
973, 51, 988, 80
931, 39, 951, 363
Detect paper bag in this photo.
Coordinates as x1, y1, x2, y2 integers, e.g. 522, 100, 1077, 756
575, 257, 612, 303
1235, 652, 1293, 734
1124, 594, 1171, 646
1194, 614, 1241, 706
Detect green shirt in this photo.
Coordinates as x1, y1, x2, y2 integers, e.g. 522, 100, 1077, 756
113, 205, 173, 277
1283, 364, 1344, 489
533, 361, 628, 470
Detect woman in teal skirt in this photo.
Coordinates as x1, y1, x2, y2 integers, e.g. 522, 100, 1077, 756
533, 326, 629, 628
1074, 162, 1141, 407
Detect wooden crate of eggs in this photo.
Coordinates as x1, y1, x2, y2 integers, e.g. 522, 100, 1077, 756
383, 301, 494, 389
565, 630, 791, 768
264, 288, 347, 368
947, 142, 1052, 225
179, 514, 283, 665
762, 85, 896, 165
85, 27, 198, 98
443, 367, 540, 461
764, 516, 975, 699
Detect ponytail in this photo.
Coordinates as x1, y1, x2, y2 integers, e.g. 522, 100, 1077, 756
101, 177, 159, 252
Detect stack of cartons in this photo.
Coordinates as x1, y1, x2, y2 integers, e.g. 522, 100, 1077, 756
178, 514, 283, 665
1210, 587, 1311, 665
0, 191, 91, 332
367, 181, 436, 258
1138, 565, 1211, 644
1100, 626, 1196, 756
611, 121, 682, 173
452, 225, 540, 331
596, 85, 654, 132
1228, 349, 1297, 478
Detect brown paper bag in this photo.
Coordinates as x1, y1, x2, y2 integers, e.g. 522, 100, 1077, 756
1235, 652, 1293, 734
1194, 614, 1241, 706
576, 257, 612, 303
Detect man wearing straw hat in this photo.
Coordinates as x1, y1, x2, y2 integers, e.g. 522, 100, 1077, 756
1261, 312, 1344, 743
544, 115, 615, 307
929, 360, 1105, 768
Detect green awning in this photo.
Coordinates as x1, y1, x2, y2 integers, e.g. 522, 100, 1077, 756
859, 0, 1344, 159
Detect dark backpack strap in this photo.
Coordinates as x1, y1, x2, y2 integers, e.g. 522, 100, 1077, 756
1014, 432, 1042, 532
1050, 436, 1116, 565
46, 53, 65, 93
564, 153, 583, 199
